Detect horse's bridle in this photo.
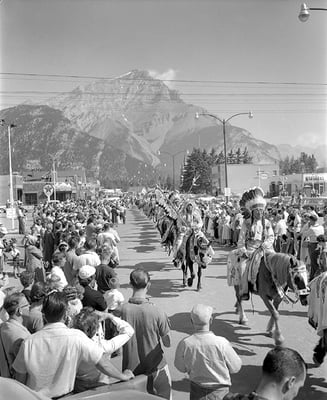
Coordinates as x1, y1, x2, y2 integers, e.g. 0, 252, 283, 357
289, 263, 310, 297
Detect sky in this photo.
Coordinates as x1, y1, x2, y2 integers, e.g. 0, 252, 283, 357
0, 0, 327, 149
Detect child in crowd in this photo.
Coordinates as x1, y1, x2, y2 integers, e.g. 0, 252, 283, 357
10, 239, 21, 278
19, 271, 35, 303
103, 277, 125, 351
0, 282, 15, 323
104, 277, 124, 312
48, 253, 68, 291
63, 285, 84, 327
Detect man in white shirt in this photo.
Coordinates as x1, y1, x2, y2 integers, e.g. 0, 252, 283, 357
274, 212, 287, 252
174, 304, 242, 399
75, 239, 101, 272
12, 291, 134, 398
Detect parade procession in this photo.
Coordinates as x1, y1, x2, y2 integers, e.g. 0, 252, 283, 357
0, 185, 326, 400
2, 1, 327, 400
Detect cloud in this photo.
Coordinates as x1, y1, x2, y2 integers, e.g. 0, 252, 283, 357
148, 69, 178, 89
294, 132, 326, 148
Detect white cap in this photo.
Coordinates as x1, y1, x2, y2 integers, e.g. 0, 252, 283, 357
78, 265, 96, 280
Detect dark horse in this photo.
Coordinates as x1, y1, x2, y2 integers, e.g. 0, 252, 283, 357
157, 216, 178, 256
177, 231, 214, 291
158, 217, 214, 291
227, 251, 309, 345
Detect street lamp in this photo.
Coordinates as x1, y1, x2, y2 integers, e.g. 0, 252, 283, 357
195, 111, 253, 198
49, 154, 58, 201
158, 149, 188, 190
298, 3, 327, 22
0, 119, 16, 229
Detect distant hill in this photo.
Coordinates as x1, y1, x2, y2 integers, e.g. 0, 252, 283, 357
277, 143, 327, 167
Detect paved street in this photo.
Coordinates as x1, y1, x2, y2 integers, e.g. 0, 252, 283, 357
112, 208, 327, 400
1, 208, 327, 399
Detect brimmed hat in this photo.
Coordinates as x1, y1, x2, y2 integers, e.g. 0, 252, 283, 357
58, 241, 69, 249
191, 304, 213, 325
78, 265, 96, 280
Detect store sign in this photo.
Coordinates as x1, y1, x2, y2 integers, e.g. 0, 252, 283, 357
304, 173, 327, 182
6, 207, 17, 219
43, 184, 54, 199
224, 187, 231, 197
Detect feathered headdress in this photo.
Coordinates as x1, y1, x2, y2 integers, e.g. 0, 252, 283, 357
240, 187, 266, 211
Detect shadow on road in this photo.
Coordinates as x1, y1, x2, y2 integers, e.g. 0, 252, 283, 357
256, 309, 307, 318
118, 261, 169, 272
129, 245, 157, 253
148, 278, 184, 298
169, 311, 259, 357
172, 378, 189, 394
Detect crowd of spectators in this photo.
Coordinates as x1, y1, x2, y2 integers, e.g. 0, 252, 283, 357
201, 200, 327, 281
0, 194, 322, 399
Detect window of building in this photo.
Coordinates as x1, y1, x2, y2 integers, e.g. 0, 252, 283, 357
25, 193, 38, 205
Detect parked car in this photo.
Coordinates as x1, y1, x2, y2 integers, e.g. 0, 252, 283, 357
66, 375, 160, 400
0, 375, 161, 400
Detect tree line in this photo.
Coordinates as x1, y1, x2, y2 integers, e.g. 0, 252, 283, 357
179, 147, 252, 193
279, 152, 318, 175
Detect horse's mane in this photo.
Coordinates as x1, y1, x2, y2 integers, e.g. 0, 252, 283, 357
265, 253, 292, 286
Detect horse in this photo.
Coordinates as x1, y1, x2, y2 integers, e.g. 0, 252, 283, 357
307, 271, 327, 365
175, 230, 214, 291
227, 250, 309, 345
157, 216, 178, 256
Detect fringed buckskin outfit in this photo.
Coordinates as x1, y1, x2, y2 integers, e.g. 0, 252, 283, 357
237, 187, 274, 297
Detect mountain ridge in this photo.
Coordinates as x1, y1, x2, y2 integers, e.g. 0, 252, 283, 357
1, 69, 323, 185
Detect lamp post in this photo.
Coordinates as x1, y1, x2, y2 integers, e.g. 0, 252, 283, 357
0, 119, 16, 229
298, 3, 327, 22
195, 111, 253, 199
158, 149, 188, 190
49, 155, 58, 201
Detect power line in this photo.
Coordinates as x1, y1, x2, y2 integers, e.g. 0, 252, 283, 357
1, 72, 327, 86
1, 90, 326, 96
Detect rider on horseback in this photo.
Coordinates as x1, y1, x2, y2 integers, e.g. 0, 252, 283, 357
237, 187, 275, 299
173, 200, 203, 267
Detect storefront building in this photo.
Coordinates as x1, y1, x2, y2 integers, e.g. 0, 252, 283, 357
268, 172, 327, 197
212, 163, 279, 197
0, 174, 24, 205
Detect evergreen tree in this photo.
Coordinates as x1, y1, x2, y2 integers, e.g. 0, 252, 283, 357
216, 150, 225, 164
227, 149, 235, 164
279, 152, 318, 174
235, 147, 242, 164
242, 147, 252, 164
